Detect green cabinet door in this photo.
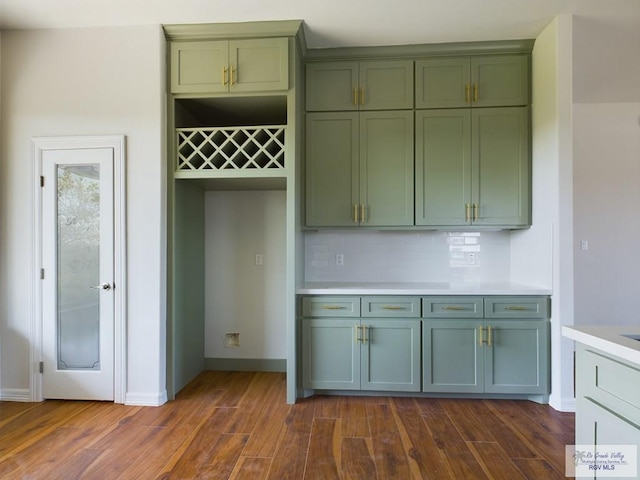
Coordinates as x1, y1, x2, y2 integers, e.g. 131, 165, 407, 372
302, 317, 420, 392
423, 319, 484, 393
305, 112, 359, 227
302, 318, 360, 390
360, 111, 414, 226
305, 60, 413, 111
415, 107, 530, 227
359, 60, 414, 110
484, 319, 549, 394
472, 107, 530, 227
305, 61, 358, 111
415, 57, 470, 109
472, 55, 529, 107
170, 38, 288, 94
415, 55, 528, 109
171, 40, 229, 94
305, 111, 413, 227
361, 319, 421, 392
415, 109, 471, 226
229, 38, 289, 93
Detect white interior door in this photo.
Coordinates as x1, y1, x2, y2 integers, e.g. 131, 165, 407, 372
41, 148, 115, 400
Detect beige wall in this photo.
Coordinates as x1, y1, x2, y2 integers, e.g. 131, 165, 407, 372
572, 14, 640, 328
0, 25, 168, 404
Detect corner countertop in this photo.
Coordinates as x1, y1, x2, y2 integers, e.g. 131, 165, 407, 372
563, 325, 640, 365
296, 282, 551, 296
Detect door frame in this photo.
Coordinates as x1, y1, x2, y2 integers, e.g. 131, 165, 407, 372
31, 135, 127, 403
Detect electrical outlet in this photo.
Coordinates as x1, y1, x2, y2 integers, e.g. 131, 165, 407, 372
255, 254, 263, 265
336, 253, 344, 266
580, 240, 589, 251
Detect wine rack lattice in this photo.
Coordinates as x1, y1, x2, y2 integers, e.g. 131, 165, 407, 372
176, 126, 285, 171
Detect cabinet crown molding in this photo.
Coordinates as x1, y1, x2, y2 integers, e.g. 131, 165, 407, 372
304, 39, 534, 62
163, 19, 304, 42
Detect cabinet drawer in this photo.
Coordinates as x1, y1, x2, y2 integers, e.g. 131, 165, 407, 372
422, 297, 483, 318
302, 296, 360, 317
579, 347, 640, 413
484, 296, 549, 319
361, 296, 421, 318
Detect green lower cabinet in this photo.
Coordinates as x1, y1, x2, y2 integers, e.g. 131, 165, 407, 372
423, 320, 483, 393
303, 318, 360, 390
423, 319, 549, 394
484, 319, 549, 394
577, 397, 640, 450
303, 318, 421, 392
361, 319, 421, 392
575, 344, 640, 451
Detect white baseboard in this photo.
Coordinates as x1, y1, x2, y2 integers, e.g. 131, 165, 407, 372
125, 390, 168, 407
550, 396, 576, 412
0, 388, 32, 402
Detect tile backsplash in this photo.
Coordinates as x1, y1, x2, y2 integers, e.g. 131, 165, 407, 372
304, 230, 511, 283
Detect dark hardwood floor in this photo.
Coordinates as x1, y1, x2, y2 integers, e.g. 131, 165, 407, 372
0, 371, 575, 479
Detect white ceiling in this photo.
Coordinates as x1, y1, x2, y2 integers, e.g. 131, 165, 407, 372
0, 0, 638, 48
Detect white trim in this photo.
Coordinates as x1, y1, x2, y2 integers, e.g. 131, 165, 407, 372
125, 390, 168, 407
550, 397, 576, 413
0, 389, 32, 402
31, 135, 127, 404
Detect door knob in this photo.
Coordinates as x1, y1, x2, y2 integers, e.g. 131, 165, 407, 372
91, 283, 112, 290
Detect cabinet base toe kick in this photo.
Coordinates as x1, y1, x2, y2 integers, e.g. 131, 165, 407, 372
300, 389, 549, 404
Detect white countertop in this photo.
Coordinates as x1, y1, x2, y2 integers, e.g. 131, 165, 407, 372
296, 282, 551, 296
563, 325, 640, 365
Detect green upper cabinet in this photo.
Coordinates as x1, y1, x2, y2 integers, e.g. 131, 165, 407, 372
306, 111, 414, 227
472, 107, 530, 227
415, 109, 471, 226
305, 112, 358, 227
415, 54, 529, 109
170, 37, 289, 94
306, 60, 414, 111
416, 106, 529, 227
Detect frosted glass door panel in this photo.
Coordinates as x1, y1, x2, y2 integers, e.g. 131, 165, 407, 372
56, 165, 101, 370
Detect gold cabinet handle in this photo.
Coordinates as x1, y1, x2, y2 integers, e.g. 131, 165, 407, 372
382, 305, 404, 310
321, 305, 345, 310
362, 324, 368, 344
222, 66, 228, 86
473, 84, 478, 103
230, 66, 236, 86
360, 87, 365, 105
353, 88, 358, 106
487, 325, 492, 346
505, 306, 529, 311
478, 325, 484, 345
355, 324, 362, 343
360, 204, 367, 224
473, 203, 478, 221
465, 203, 471, 222
353, 204, 359, 223
444, 306, 466, 311
465, 84, 470, 103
